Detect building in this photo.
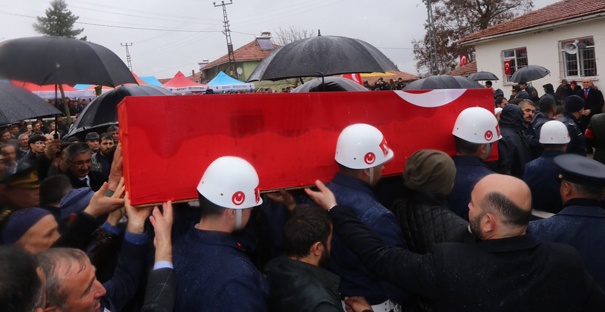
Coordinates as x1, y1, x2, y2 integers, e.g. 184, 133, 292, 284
198, 32, 279, 83
458, 0, 605, 97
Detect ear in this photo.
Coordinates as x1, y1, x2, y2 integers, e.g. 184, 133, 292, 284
560, 180, 573, 198
482, 213, 496, 233
43, 306, 58, 312
310, 241, 323, 257
224, 208, 236, 220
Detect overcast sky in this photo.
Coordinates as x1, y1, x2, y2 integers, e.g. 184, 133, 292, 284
0, 0, 559, 79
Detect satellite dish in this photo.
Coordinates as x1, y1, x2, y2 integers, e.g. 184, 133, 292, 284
563, 42, 578, 55
236, 67, 243, 75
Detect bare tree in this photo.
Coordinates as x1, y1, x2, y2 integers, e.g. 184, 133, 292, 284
414, 0, 533, 76
273, 26, 315, 46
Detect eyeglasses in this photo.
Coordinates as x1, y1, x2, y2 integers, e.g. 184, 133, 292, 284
70, 159, 92, 166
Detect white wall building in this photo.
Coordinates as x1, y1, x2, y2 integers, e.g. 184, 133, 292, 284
459, 0, 605, 98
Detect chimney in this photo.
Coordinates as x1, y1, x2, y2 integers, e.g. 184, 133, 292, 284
259, 31, 271, 38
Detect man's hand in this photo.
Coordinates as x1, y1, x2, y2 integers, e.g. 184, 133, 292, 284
83, 180, 126, 218
149, 201, 174, 263
304, 180, 337, 211
124, 192, 152, 234
583, 109, 591, 116
266, 190, 296, 212
107, 143, 123, 192
344, 296, 372, 312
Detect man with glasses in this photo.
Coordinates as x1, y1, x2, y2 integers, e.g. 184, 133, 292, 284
63, 143, 106, 191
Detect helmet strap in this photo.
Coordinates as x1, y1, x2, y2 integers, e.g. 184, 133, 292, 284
235, 209, 243, 230
483, 143, 493, 160
368, 167, 375, 186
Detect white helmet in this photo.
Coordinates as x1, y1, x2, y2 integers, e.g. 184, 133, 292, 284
540, 120, 570, 144
453, 107, 501, 144
197, 156, 262, 209
335, 123, 394, 169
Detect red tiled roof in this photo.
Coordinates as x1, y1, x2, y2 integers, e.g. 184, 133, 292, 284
202, 38, 280, 69
459, 0, 605, 44
450, 60, 477, 76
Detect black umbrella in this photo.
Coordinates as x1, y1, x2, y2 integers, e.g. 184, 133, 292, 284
291, 77, 369, 92
0, 83, 62, 125
0, 36, 136, 86
66, 85, 172, 139
247, 35, 398, 81
404, 75, 483, 90
510, 65, 550, 83
468, 71, 499, 81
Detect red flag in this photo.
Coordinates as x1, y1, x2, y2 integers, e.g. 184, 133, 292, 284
341, 73, 363, 85
459, 54, 468, 66
504, 61, 511, 75
119, 89, 495, 205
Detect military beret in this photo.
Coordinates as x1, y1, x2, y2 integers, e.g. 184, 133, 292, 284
1, 165, 40, 189
554, 154, 605, 186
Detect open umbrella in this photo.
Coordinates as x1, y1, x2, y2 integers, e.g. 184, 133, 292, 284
404, 75, 483, 90
0, 83, 62, 125
0, 36, 136, 86
468, 71, 499, 81
247, 35, 398, 82
66, 85, 173, 139
292, 77, 369, 92
510, 65, 550, 83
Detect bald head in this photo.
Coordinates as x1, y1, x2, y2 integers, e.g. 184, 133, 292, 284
582, 78, 593, 89
469, 174, 532, 239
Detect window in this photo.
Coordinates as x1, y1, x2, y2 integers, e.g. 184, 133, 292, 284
560, 37, 597, 78
502, 47, 528, 83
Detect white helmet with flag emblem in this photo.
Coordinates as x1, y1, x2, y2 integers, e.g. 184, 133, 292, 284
335, 123, 394, 169
197, 156, 262, 209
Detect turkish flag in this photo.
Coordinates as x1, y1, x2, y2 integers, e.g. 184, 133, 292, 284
459, 54, 468, 66
119, 90, 495, 205
341, 73, 363, 85
504, 61, 511, 75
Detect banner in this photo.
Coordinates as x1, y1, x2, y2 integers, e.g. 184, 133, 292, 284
459, 54, 468, 67
119, 89, 495, 205
341, 73, 363, 85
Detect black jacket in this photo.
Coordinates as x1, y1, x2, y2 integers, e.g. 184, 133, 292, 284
141, 268, 175, 312
393, 190, 473, 254
558, 112, 587, 156
265, 257, 344, 312
329, 205, 605, 312
498, 105, 534, 177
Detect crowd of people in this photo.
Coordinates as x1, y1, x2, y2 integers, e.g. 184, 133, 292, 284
1, 78, 605, 312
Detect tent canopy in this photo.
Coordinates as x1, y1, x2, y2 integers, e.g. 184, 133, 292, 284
139, 76, 162, 86
207, 71, 254, 92
12, 81, 95, 99
162, 71, 207, 94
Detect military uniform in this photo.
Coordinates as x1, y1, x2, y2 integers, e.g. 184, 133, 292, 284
528, 154, 605, 289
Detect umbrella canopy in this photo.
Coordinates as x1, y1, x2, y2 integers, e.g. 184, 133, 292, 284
510, 65, 550, 83
162, 71, 207, 94
0, 83, 62, 125
0, 36, 136, 87
292, 77, 369, 92
468, 71, 499, 81
247, 35, 398, 81
404, 75, 483, 90
66, 85, 172, 139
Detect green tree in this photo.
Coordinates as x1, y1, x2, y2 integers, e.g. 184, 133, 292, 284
33, 0, 86, 40
413, 0, 533, 76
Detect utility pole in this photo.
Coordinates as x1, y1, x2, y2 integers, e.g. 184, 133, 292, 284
426, 1, 439, 75
214, 0, 236, 78
121, 43, 133, 71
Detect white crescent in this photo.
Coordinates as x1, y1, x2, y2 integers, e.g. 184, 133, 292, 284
393, 89, 467, 108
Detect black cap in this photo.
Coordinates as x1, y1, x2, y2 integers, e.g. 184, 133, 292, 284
565, 95, 585, 113
554, 154, 605, 186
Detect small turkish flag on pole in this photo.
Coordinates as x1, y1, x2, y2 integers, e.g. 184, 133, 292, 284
459, 54, 468, 66
341, 73, 363, 85
504, 61, 511, 75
